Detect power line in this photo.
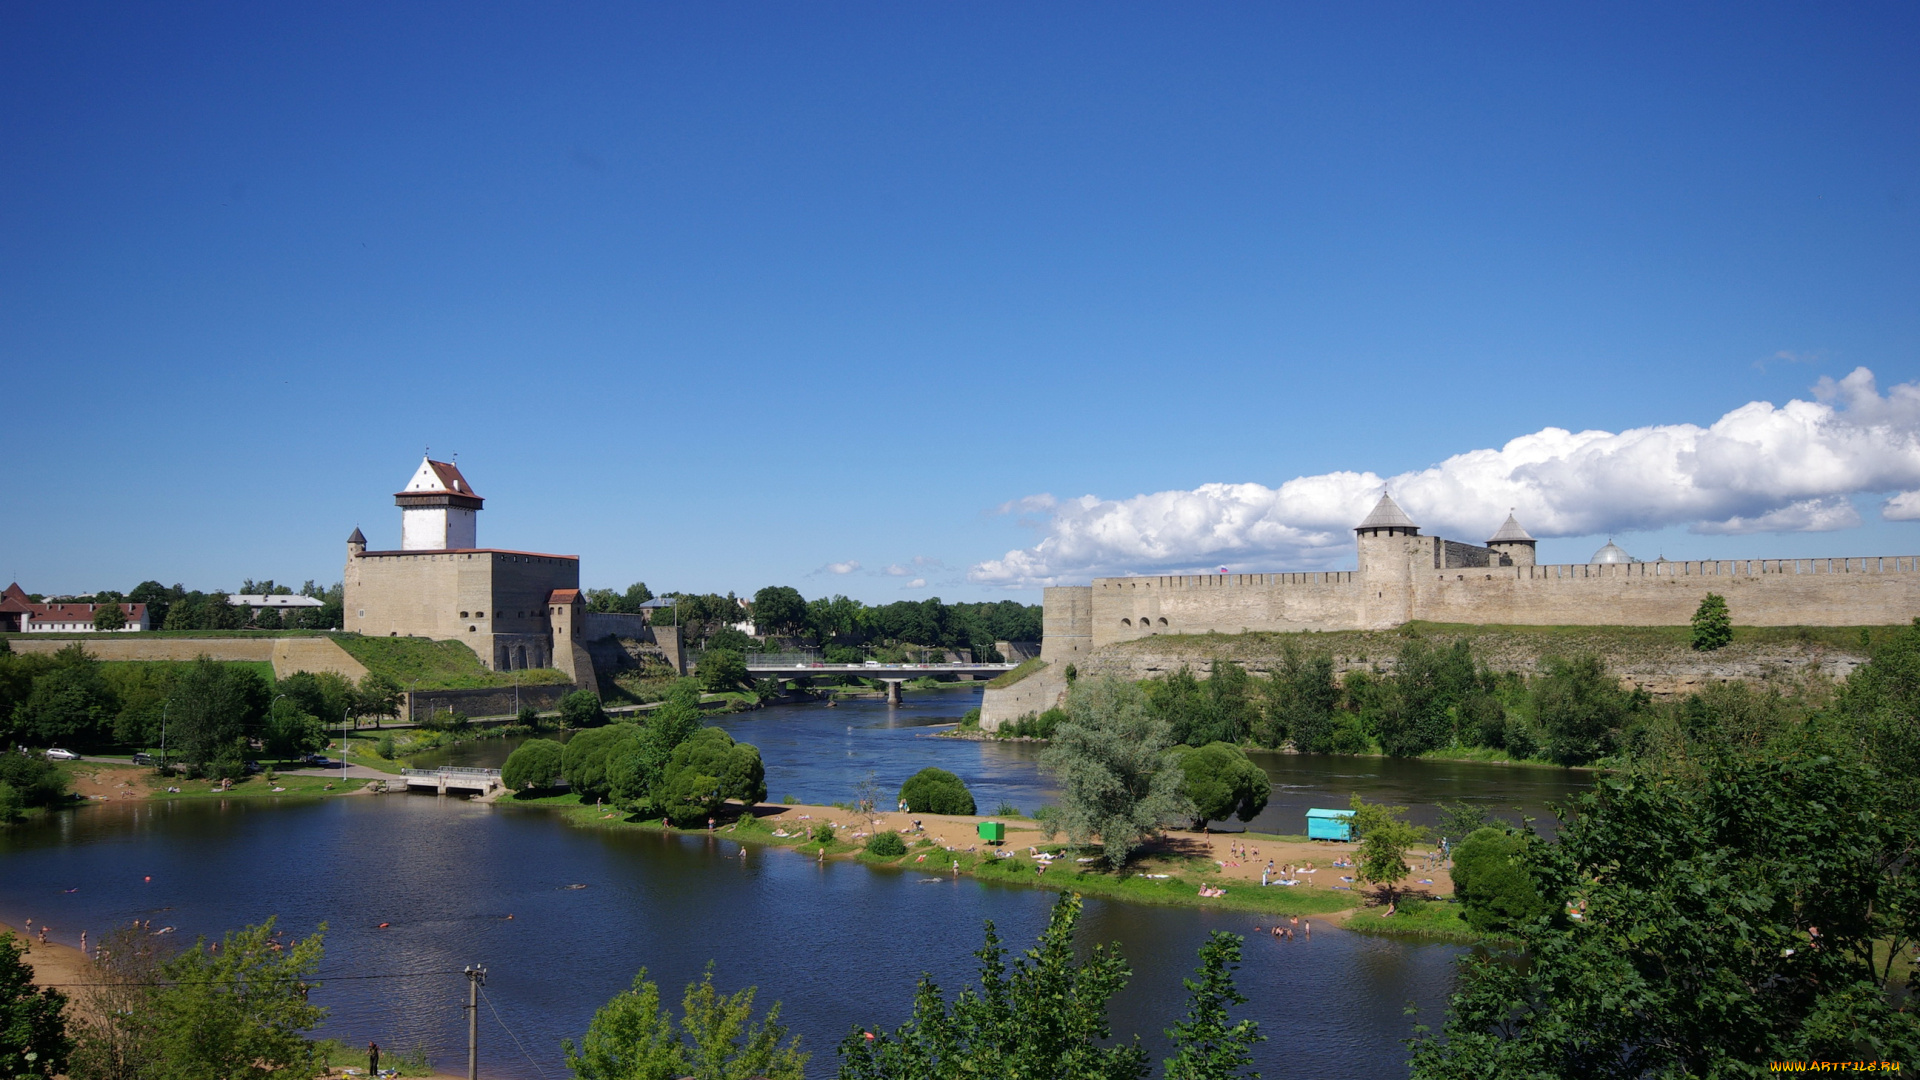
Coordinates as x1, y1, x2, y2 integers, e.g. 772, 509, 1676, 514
480, 983, 555, 1080
33, 968, 471, 989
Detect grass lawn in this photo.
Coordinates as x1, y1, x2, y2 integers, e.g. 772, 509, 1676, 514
332, 635, 573, 690
143, 773, 367, 800
986, 658, 1047, 689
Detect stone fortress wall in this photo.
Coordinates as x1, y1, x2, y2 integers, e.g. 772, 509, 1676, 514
344, 547, 579, 672
991, 495, 1920, 729
1084, 555, 1920, 647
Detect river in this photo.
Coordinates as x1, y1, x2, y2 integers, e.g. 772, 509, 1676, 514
0, 688, 1592, 1079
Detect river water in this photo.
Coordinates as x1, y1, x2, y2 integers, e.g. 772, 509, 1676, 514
0, 688, 1591, 1079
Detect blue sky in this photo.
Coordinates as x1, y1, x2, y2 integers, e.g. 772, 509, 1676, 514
4, 4, 1918, 602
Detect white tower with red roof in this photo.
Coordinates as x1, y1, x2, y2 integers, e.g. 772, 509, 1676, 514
397, 456, 482, 551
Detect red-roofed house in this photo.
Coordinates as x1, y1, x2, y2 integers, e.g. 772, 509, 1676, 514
1, 584, 149, 633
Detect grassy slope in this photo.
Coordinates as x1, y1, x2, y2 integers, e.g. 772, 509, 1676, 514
986, 658, 1048, 689
332, 635, 571, 690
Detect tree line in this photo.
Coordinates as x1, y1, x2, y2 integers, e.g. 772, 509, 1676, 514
0, 641, 402, 773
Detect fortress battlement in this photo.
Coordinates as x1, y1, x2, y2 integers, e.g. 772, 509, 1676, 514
1042, 494, 1920, 658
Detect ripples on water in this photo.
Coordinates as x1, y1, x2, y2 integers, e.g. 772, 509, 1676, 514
0, 689, 1592, 1079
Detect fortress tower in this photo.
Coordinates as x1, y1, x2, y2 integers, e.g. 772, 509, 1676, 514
1355, 492, 1422, 629
397, 456, 482, 550
1487, 512, 1537, 567
343, 457, 594, 686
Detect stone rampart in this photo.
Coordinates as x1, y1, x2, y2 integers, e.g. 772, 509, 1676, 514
978, 662, 1069, 730
1086, 554, 1920, 645
407, 683, 573, 723
3, 635, 367, 680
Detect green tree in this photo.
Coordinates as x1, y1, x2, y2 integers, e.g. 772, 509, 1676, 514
655, 728, 767, 823
1170, 743, 1270, 829
564, 724, 642, 804
164, 658, 270, 774
0, 931, 71, 1078
1449, 826, 1546, 934
835, 892, 1147, 1080
1433, 800, 1493, 846
1533, 653, 1638, 765
353, 672, 402, 725
501, 738, 565, 791
69, 922, 166, 1080
564, 964, 806, 1080
1038, 676, 1192, 869
561, 689, 606, 728
1162, 932, 1263, 1080
1348, 795, 1429, 911
0, 755, 68, 810
148, 920, 326, 1080
699, 650, 748, 693
1410, 754, 1920, 1077
16, 645, 117, 748
1832, 618, 1920, 781
1259, 645, 1339, 751
260, 702, 326, 759
1143, 663, 1256, 747
897, 767, 975, 816
608, 681, 705, 813
751, 586, 809, 637
1373, 638, 1476, 757
1689, 592, 1732, 651
91, 603, 127, 632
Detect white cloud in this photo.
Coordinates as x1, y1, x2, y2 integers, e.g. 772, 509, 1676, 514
970, 368, 1920, 587
882, 563, 913, 577
814, 560, 862, 576
906, 578, 927, 588
1884, 491, 1920, 521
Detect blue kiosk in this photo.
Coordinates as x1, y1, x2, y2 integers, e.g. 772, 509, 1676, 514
1306, 807, 1356, 841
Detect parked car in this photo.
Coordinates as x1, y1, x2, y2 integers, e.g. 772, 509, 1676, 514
132, 751, 155, 766
303, 754, 333, 767
44, 748, 79, 761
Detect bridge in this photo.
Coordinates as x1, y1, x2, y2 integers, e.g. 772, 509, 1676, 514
741, 657, 1017, 703
400, 766, 503, 795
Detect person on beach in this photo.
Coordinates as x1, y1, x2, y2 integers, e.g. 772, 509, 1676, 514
79, 930, 86, 955
368, 1042, 380, 1075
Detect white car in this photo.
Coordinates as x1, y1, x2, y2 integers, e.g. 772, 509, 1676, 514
44, 748, 79, 761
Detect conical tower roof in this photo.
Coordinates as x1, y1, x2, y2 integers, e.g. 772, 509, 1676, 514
1488, 511, 1535, 544
1355, 493, 1418, 532
347, 526, 367, 544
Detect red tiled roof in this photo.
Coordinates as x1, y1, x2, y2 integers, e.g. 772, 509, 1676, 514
549, 589, 582, 604
394, 458, 481, 500
21, 602, 146, 620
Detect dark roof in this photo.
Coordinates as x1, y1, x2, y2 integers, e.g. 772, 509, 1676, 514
1488, 512, 1535, 544
353, 548, 577, 560
1355, 493, 1418, 531
348, 527, 367, 544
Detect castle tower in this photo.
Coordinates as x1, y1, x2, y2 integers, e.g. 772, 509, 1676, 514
346, 526, 366, 557
396, 456, 482, 551
1355, 493, 1422, 629
1487, 511, 1537, 567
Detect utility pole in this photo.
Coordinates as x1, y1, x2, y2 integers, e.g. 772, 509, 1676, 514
464, 964, 486, 1080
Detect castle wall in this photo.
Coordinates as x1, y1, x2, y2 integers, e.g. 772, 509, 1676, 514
1041, 585, 1095, 663
1088, 573, 1364, 647
1409, 556, 1920, 627
344, 549, 579, 673
1076, 551, 1920, 643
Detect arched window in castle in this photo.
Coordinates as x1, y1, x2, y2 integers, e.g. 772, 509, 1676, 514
1158, 617, 1168, 626
1121, 618, 1132, 627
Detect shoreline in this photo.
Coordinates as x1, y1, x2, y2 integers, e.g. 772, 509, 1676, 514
504, 796, 1479, 942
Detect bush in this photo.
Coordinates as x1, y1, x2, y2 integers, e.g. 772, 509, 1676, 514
654, 728, 768, 824
563, 724, 642, 803
998, 707, 1064, 739
560, 690, 605, 728
1170, 741, 1271, 828
501, 739, 566, 792
516, 704, 541, 728
698, 649, 748, 693
0, 782, 22, 823
1690, 593, 1732, 651
811, 822, 835, 845
0, 754, 68, 809
374, 735, 396, 760
865, 831, 907, 857
1326, 713, 1372, 754
898, 767, 976, 815
1450, 826, 1546, 934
